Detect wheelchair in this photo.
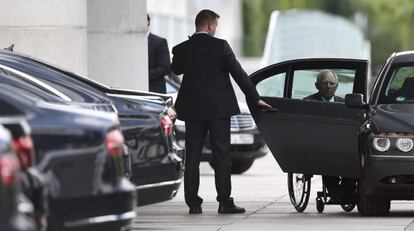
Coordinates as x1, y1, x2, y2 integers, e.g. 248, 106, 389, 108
288, 173, 357, 213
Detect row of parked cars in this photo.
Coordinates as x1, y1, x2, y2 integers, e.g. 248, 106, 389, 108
0, 46, 184, 230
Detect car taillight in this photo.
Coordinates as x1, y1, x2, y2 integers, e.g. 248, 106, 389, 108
105, 129, 124, 157
0, 154, 19, 186
161, 115, 173, 136
12, 136, 35, 168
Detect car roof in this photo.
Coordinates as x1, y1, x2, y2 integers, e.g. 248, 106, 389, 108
393, 51, 414, 63
0, 66, 70, 103
0, 51, 113, 104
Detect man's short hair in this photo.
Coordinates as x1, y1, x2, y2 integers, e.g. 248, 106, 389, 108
195, 9, 220, 28
316, 70, 338, 83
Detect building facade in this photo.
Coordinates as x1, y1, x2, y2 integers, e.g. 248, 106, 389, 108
0, 0, 148, 91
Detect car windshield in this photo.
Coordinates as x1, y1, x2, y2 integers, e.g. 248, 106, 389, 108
382, 65, 414, 104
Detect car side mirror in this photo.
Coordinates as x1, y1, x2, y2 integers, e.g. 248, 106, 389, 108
345, 93, 368, 109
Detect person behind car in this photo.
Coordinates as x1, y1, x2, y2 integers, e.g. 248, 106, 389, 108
304, 70, 355, 198
147, 14, 170, 93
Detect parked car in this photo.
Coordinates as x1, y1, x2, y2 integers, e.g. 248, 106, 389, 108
1, 117, 48, 230
0, 124, 36, 231
0, 85, 136, 230
248, 51, 414, 216
0, 50, 184, 205
165, 77, 267, 174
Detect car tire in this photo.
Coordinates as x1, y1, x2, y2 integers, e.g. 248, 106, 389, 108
316, 197, 324, 213
357, 194, 390, 216
209, 159, 255, 174
231, 159, 255, 174
341, 204, 356, 212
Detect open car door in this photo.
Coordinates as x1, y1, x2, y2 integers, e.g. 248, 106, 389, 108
248, 59, 368, 178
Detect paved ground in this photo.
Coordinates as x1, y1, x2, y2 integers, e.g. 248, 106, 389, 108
133, 152, 414, 231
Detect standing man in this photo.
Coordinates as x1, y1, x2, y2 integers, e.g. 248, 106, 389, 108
171, 9, 272, 214
147, 14, 170, 93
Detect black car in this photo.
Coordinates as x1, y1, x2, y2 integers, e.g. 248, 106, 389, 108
248, 51, 414, 216
0, 124, 36, 231
1, 117, 48, 230
165, 77, 267, 174
0, 85, 136, 230
0, 50, 184, 205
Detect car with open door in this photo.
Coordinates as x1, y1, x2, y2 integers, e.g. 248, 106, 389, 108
250, 52, 414, 216
248, 57, 387, 214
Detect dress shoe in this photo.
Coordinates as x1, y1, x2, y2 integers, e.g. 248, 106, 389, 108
189, 206, 202, 214
218, 205, 246, 214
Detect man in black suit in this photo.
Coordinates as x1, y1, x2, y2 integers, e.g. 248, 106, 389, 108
171, 9, 272, 215
147, 14, 170, 93
304, 70, 355, 199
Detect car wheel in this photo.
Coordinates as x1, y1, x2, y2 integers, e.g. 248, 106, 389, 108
341, 204, 356, 212
316, 197, 325, 213
357, 194, 390, 216
288, 173, 311, 212
231, 159, 255, 174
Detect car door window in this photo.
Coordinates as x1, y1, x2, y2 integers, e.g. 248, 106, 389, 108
291, 69, 356, 100
256, 72, 286, 97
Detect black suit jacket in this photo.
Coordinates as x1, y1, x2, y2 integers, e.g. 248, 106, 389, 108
148, 33, 170, 93
171, 33, 260, 121
304, 93, 344, 102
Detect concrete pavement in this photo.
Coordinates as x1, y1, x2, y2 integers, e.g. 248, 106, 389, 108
133, 152, 414, 230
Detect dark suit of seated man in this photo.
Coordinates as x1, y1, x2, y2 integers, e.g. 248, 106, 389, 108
304, 70, 354, 198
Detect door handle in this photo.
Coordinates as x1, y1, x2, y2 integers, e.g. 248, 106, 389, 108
265, 107, 278, 112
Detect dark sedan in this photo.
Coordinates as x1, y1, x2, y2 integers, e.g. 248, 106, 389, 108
0, 50, 184, 205
0, 123, 36, 231
248, 51, 414, 216
0, 85, 136, 230
1, 117, 48, 230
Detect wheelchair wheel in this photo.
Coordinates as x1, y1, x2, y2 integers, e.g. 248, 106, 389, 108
316, 197, 324, 213
288, 173, 311, 212
341, 204, 356, 212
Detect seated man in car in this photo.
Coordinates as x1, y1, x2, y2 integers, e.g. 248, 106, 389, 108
304, 70, 354, 198
304, 70, 344, 102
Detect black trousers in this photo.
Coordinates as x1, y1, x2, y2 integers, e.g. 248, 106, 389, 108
184, 118, 233, 208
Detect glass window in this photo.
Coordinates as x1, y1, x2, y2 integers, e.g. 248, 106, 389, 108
292, 69, 355, 102
256, 73, 286, 97
165, 81, 178, 94
383, 66, 414, 103
0, 97, 22, 116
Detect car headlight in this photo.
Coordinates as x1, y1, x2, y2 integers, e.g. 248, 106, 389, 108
396, 138, 414, 152
373, 137, 390, 152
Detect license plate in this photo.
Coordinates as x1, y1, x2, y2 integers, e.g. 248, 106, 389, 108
230, 134, 254, 144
